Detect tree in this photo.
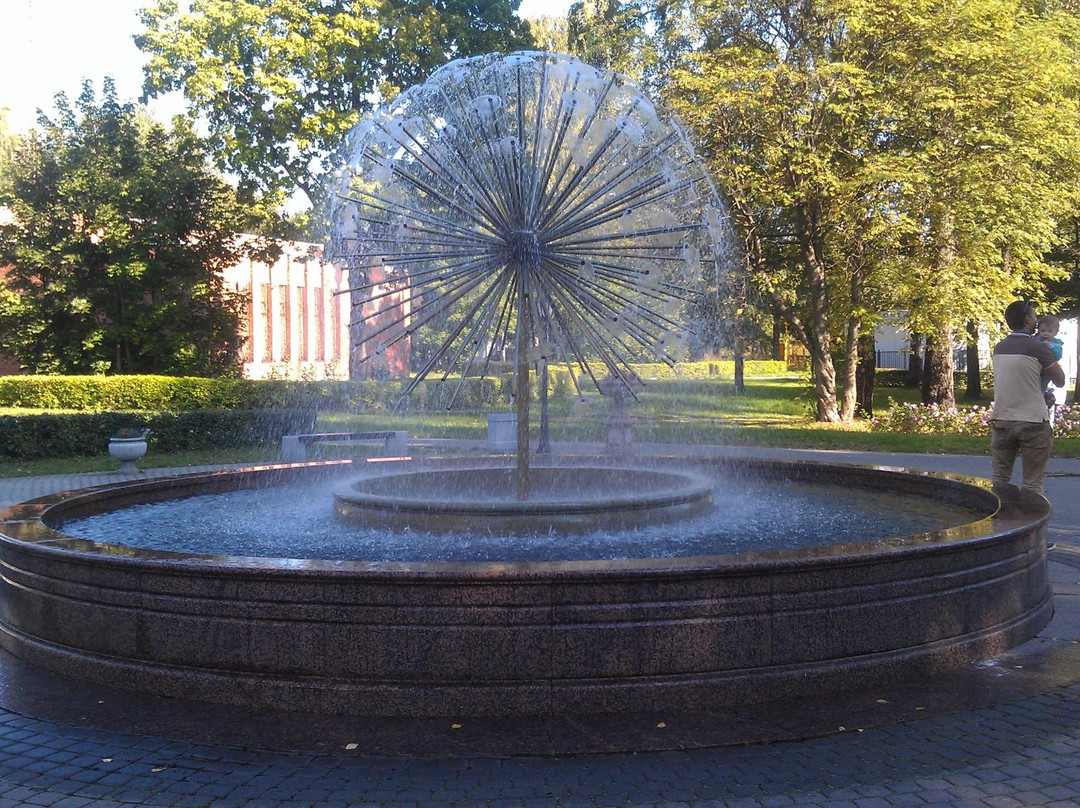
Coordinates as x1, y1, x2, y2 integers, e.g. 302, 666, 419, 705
669, 0, 899, 421
525, 14, 568, 53
0, 110, 15, 172
669, 0, 1080, 419
567, 1, 647, 79
565, 1, 697, 97
0, 80, 271, 376
876, 0, 1080, 408
136, 0, 534, 206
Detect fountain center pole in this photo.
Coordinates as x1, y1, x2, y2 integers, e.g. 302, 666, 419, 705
515, 260, 532, 501
507, 228, 543, 501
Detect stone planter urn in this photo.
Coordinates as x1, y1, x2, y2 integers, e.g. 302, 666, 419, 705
109, 429, 148, 474
596, 373, 644, 457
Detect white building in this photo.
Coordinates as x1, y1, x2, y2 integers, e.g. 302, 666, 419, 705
874, 313, 1077, 398
221, 240, 351, 380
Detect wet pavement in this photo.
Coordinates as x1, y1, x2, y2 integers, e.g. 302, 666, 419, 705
1, 448, 1080, 806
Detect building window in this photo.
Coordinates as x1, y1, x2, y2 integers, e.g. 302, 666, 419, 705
315, 289, 325, 361
279, 285, 290, 361
240, 284, 253, 362
297, 287, 308, 362
330, 292, 341, 361
261, 284, 273, 361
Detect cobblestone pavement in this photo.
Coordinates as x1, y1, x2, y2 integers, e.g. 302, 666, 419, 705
1, 450, 1079, 807
2, 677, 1080, 807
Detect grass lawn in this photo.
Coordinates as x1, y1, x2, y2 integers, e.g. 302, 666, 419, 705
3, 374, 1076, 478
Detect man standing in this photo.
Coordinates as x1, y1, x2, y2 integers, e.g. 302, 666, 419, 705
991, 300, 1066, 496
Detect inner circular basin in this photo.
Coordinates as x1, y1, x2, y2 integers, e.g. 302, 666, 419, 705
333, 465, 716, 534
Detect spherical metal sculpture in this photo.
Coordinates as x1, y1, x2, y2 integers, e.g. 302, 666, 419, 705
326, 51, 730, 496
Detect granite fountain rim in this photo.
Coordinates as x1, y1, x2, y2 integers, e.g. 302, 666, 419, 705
0, 455, 1049, 580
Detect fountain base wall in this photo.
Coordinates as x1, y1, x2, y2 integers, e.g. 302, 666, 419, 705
0, 458, 1053, 718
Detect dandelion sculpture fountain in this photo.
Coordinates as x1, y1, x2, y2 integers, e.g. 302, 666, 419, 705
325, 50, 728, 522
0, 54, 1054, 738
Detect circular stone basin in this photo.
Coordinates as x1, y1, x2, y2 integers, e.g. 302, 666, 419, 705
0, 456, 1054, 721
333, 464, 715, 534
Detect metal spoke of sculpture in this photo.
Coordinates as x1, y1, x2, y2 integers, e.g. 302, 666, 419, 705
326, 51, 730, 498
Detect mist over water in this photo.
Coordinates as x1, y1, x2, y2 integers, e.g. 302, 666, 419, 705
61, 475, 982, 563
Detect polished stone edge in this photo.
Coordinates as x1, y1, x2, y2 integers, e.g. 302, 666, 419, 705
0, 591, 1052, 721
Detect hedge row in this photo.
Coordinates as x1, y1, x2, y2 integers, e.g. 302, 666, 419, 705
0, 375, 509, 412
0, 375, 250, 411
0, 362, 792, 413
626, 360, 789, 380
0, 409, 316, 460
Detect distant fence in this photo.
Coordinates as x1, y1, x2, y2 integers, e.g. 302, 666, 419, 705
875, 349, 972, 372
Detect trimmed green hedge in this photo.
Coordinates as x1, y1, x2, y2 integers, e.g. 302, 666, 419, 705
625, 360, 788, 380
0, 376, 249, 411
0, 363, 792, 414
0, 409, 316, 459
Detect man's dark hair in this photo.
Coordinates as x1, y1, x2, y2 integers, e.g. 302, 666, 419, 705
1005, 300, 1034, 331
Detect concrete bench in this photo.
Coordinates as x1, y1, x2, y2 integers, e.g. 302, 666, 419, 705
281, 431, 408, 462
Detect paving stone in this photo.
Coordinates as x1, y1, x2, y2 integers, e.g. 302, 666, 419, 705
1043, 784, 1080, 800
912, 791, 952, 805
980, 798, 1024, 808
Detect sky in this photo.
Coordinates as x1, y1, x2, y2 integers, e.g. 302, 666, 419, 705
0, 0, 573, 134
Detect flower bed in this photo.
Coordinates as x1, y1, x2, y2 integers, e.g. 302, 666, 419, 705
872, 399, 1080, 438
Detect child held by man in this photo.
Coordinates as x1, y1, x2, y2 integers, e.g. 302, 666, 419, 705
1037, 315, 1064, 414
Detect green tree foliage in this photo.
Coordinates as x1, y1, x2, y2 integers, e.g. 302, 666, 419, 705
874, 0, 1080, 406
0, 80, 272, 376
525, 14, 568, 53
567, 0, 647, 78
0, 111, 16, 178
136, 0, 534, 206
669, 0, 1080, 420
670, 0, 893, 420
565, 1, 695, 96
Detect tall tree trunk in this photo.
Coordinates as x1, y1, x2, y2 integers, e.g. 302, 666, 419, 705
922, 207, 957, 408
839, 258, 867, 422
730, 196, 838, 418
921, 325, 955, 407
794, 204, 840, 422
906, 332, 924, 388
733, 275, 747, 394
855, 331, 876, 418
734, 343, 745, 394
1075, 321, 1080, 405
771, 315, 782, 361
964, 320, 982, 400
840, 313, 859, 421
